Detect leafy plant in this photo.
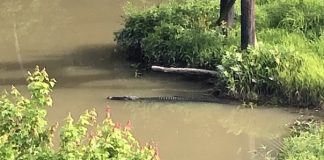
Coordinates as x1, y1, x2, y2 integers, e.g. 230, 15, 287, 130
0, 66, 158, 160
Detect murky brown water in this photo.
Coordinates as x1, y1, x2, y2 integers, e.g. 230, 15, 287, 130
0, 0, 298, 159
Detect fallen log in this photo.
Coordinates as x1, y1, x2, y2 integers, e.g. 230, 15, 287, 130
151, 66, 218, 77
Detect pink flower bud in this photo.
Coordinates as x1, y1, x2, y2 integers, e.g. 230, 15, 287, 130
105, 105, 111, 118
124, 120, 132, 131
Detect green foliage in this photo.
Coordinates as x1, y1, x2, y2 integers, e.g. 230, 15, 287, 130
255, 0, 275, 5
257, 0, 324, 39
312, 33, 324, 58
258, 29, 311, 52
0, 66, 55, 159
217, 44, 302, 101
142, 24, 239, 68
256, 29, 324, 106
280, 122, 324, 160
116, 0, 324, 107
115, 0, 223, 62
278, 53, 324, 105
217, 42, 324, 106
0, 66, 158, 160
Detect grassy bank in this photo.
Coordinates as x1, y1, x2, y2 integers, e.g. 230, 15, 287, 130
115, 0, 324, 107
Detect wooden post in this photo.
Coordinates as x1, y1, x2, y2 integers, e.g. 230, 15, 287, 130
241, 0, 256, 50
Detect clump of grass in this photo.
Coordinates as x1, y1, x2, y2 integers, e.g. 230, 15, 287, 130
279, 121, 324, 160
257, 0, 324, 39
217, 44, 302, 102
311, 33, 324, 58
279, 53, 324, 106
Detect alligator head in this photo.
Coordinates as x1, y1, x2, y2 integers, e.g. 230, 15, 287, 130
107, 96, 139, 100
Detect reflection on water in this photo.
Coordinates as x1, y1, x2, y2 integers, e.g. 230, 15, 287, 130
0, 0, 298, 159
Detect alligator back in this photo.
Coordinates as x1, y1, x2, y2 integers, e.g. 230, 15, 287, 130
107, 96, 222, 103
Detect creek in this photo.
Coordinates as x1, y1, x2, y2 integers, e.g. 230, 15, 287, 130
0, 0, 299, 159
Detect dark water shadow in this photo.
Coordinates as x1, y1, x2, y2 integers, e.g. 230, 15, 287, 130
0, 44, 137, 88
0, 44, 208, 90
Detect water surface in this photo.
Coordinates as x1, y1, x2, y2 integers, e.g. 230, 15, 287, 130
0, 0, 298, 159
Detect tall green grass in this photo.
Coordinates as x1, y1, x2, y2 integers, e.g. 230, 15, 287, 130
257, 0, 324, 39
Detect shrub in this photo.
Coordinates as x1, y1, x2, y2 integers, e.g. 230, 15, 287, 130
280, 121, 324, 160
115, 0, 223, 61
0, 66, 158, 160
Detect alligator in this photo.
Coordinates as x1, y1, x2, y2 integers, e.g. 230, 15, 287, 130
107, 95, 225, 103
